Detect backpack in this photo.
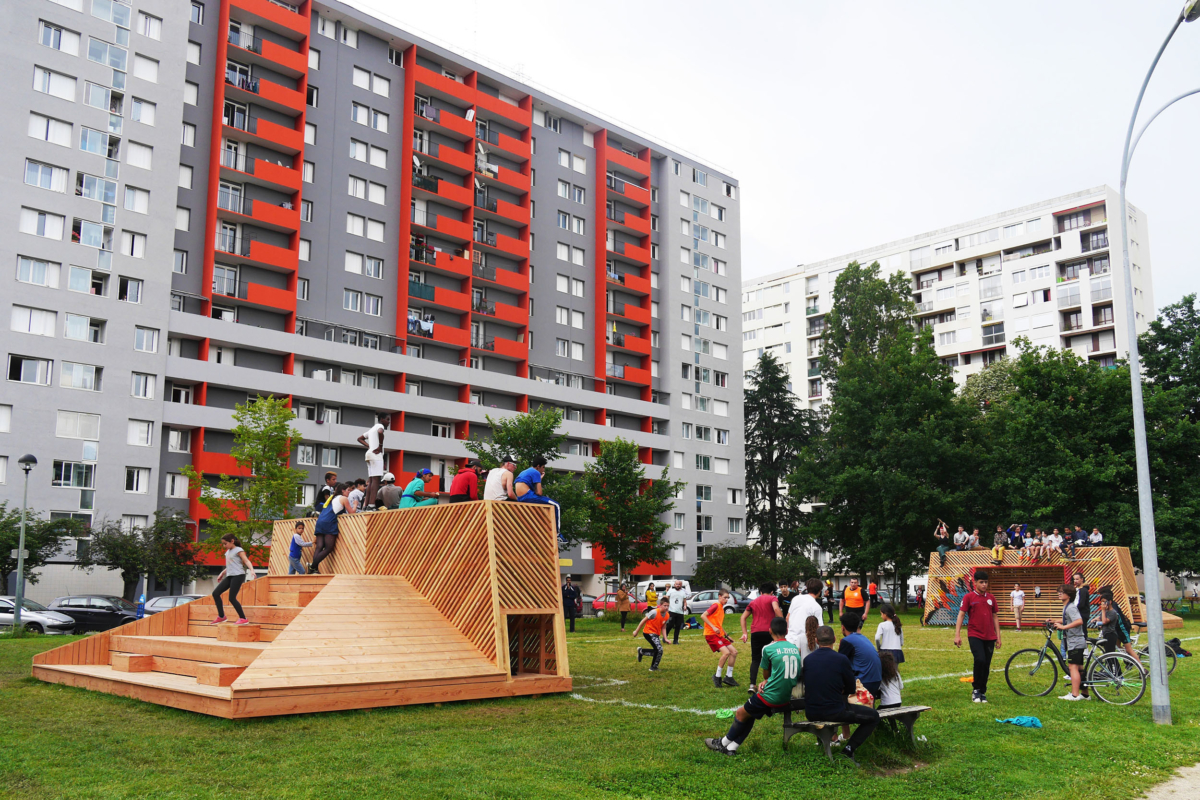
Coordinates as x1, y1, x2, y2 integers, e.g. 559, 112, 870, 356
1167, 638, 1192, 657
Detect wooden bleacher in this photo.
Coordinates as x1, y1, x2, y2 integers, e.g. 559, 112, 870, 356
922, 546, 1182, 630
32, 501, 571, 718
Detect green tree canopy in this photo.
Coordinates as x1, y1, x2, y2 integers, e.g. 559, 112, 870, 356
78, 511, 209, 601
1139, 293, 1200, 422
0, 504, 88, 592
182, 396, 305, 555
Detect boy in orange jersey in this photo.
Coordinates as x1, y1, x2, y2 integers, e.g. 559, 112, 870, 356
632, 598, 671, 671
702, 589, 740, 688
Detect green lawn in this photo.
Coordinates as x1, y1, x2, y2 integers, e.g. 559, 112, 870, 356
1, 611, 1197, 800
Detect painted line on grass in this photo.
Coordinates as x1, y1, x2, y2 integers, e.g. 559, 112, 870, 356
569, 694, 740, 717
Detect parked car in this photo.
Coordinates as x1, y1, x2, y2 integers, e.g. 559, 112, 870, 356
144, 595, 204, 615
687, 589, 749, 615
635, 579, 692, 603
577, 594, 597, 616
48, 595, 139, 631
592, 593, 651, 616
0, 596, 76, 635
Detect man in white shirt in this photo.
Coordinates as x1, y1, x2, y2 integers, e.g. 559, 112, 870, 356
787, 578, 825, 659
1010, 583, 1026, 632
953, 527, 970, 551
665, 581, 691, 645
483, 456, 518, 501
356, 413, 390, 510
1087, 528, 1103, 547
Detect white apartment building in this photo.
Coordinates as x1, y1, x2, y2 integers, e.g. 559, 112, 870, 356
742, 186, 1154, 409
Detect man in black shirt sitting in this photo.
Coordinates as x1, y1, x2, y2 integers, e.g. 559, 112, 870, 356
802, 625, 880, 764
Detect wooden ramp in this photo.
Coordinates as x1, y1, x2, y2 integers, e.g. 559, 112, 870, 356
33, 501, 571, 717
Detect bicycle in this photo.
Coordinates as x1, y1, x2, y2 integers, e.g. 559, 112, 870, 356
1129, 623, 1178, 677
1004, 620, 1145, 705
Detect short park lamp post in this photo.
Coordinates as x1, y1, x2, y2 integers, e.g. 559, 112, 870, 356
12, 454, 37, 637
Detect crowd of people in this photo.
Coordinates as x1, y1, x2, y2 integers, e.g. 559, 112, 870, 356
934, 521, 1105, 567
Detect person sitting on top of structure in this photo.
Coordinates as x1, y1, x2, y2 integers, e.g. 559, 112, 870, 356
400, 469, 440, 508
514, 457, 561, 539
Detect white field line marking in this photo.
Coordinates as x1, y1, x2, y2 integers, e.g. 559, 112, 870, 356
569, 694, 740, 717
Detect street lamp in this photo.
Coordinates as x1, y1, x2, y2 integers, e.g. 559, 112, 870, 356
1117, 0, 1200, 726
12, 455, 37, 637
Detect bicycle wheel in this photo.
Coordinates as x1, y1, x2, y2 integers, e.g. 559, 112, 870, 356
1137, 645, 1177, 677
1088, 652, 1146, 706
1006, 648, 1058, 697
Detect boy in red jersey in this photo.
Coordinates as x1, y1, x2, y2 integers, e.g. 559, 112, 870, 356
632, 598, 671, 671
702, 589, 739, 687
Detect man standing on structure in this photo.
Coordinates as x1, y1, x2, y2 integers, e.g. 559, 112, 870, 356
356, 413, 390, 510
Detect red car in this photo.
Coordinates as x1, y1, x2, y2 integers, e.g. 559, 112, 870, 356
592, 593, 650, 616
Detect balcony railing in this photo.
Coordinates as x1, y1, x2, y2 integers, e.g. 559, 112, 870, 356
606, 332, 625, 347
212, 278, 245, 298
606, 269, 625, 285
1091, 287, 1113, 303
606, 363, 626, 378
1083, 235, 1109, 252
477, 128, 501, 147
472, 336, 496, 351
223, 110, 256, 133
608, 301, 627, 316
806, 305, 821, 316
408, 280, 436, 302
473, 229, 497, 247
220, 149, 256, 173
215, 232, 252, 256
413, 138, 440, 158
225, 72, 261, 95
406, 314, 435, 339
297, 317, 402, 354
807, 367, 821, 377
1058, 292, 1082, 309
267, 0, 299, 11
807, 324, 825, 337
915, 301, 934, 312
413, 174, 440, 193
415, 103, 441, 123
1062, 321, 1083, 332
982, 332, 1007, 346
473, 298, 496, 315
474, 191, 498, 212
411, 208, 437, 229
227, 29, 262, 53
411, 245, 437, 265
606, 174, 626, 193
217, 190, 245, 214
606, 207, 626, 224
472, 262, 496, 281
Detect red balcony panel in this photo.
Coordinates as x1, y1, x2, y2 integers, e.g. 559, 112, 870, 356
256, 78, 305, 112
608, 301, 651, 326
607, 177, 650, 208
414, 65, 476, 105
411, 322, 469, 349
610, 241, 650, 266
411, 247, 472, 279
252, 158, 302, 191
476, 231, 527, 259
479, 128, 529, 162
609, 271, 651, 296
429, 178, 474, 208
491, 197, 530, 226
475, 92, 531, 128
607, 148, 650, 178
245, 281, 295, 311
248, 238, 297, 270
606, 363, 651, 386
607, 332, 651, 356
195, 450, 250, 477
491, 165, 530, 193
419, 142, 473, 173
226, 117, 303, 154
230, 0, 309, 38
432, 215, 473, 243
617, 211, 651, 237
481, 336, 527, 361
474, 298, 526, 326
474, 265, 528, 294
415, 105, 475, 140
248, 199, 300, 231
258, 38, 307, 75
433, 286, 471, 313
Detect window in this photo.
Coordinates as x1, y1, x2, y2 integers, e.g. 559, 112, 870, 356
571, 247, 585, 266
555, 338, 569, 357
304, 122, 316, 145
178, 164, 193, 189
130, 372, 154, 399
11, 306, 57, 337
674, 513, 685, 530
184, 81, 198, 105
181, 123, 195, 147
693, 168, 707, 186
341, 26, 358, 48
185, 41, 201, 65
714, 458, 730, 475
133, 54, 158, 82
121, 186, 150, 215
364, 294, 382, 316
306, 85, 318, 107
28, 113, 72, 147
342, 287, 364, 312
130, 97, 155, 126
124, 467, 150, 493
52, 461, 95, 489
134, 326, 158, 352
369, 145, 387, 168
368, 182, 386, 204
572, 155, 586, 173
347, 213, 365, 236
321, 447, 340, 468
571, 278, 584, 297
166, 473, 188, 499
431, 423, 452, 439
39, 22, 81, 56
572, 216, 585, 235
137, 11, 162, 39
174, 207, 189, 232
351, 102, 368, 125
169, 429, 191, 453
60, 361, 101, 391
557, 180, 569, 199
56, 411, 100, 439
299, 239, 310, 261
127, 141, 152, 169
63, 314, 105, 343
20, 208, 65, 239
372, 110, 388, 132
33, 67, 76, 101
695, 454, 711, 471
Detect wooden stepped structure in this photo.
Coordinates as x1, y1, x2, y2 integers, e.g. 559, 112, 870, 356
33, 501, 570, 718
922, 546, 1183, 630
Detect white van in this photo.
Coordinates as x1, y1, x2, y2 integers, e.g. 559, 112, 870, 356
636, 580, 691, 604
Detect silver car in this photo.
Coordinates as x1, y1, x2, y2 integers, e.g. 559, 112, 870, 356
0, 596, 76, 634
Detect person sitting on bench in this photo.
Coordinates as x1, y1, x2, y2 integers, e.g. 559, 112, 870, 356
803, 625, 880, 765
399, 469, 440, 508
704, 617, 799, 756
514, 457, 561, 540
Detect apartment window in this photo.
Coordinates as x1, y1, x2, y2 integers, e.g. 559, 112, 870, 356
341, 26, 358, 48
557, 180, 569, 199
33, 67, 76, 101
181, 123, 195, 147
321, 447, 340, 468
124, 467, 150, 494
175, 207, 190, 231
557, 211, 569, 230
343, 289, 362, 312
693, 168, 707, 186
184, 81, 198, 105
365, 256, 384, 279
60, 361, 102, 391
303, 161, 315, 183
134, 326, 158, 352
186, 41, 201, 65
178, 164, 193, 189
728, 518, 743, 534
305, 123, 316, 145
556, 274, 569, 293
695, 454, 711, 471
570, 278, 584, 297
347, 213, 365, 236
309, 48, 320, 70
130, 97, 155, 126
39, 22, 81, 56
572, 217, 585, 235
127, 141, 152, 169
56, 411, 100, 440
696, 485, 712, 502
130, 372, 154, 399
555, 306, 569, 325
571, 185, 585, 204
307, 85, 318, 107
364, 294, 382, 316
166, 473, 188, 499
28, 113, 72, 147
20, 208, 65, 239
571, 247, 585, 266
12, 306, 57, 337
123, 187, 150, 214
431, 423, 453, 439
52, 461, 95, 489
64, 314, 105, 343
368, 182, 386, 204
555, 338, 569, 357
168, 429, 191, 453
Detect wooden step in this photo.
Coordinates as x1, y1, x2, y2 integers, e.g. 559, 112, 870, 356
32, 663, 234, 715
188, 605, 301, 626
111, 635, 267, 667
270, 590, 321, 608
217, 624, 261, 642
196, 663, 246, 687
269, 575, 333, 589
111, 653, 154, 673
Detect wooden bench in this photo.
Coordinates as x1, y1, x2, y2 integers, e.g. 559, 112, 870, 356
782, 703, 933, 762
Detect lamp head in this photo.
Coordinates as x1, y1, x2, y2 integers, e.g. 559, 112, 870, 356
1185, 0, 1200, 22
18, 454, 37, 473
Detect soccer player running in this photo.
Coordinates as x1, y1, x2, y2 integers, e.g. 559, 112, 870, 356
702, 589, 739, 687
632, 598, 671, 671
954, 570, 1002, 703
705, 617, 799, 756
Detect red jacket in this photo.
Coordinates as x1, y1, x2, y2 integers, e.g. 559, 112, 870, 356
448, 468, 478, 499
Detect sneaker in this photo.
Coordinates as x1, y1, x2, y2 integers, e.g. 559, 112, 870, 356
234, 618, 250, 625
637, 649, 644, 663
971, 690, 981, 703
722, 677, 740, 687
979, 694, 988, 703
648, 667, 659, 672
308, 565, 321, 575
704, 738, 735, 756
1058, 692, 1084, 701
839, 746, 860, 766
208, 616, 227, 626
712, 675, 723, 688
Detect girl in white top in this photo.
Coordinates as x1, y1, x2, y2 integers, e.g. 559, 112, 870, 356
209, 534, 255, 625
1010, 584, 1026, 631
874, 603, 905, 665
878, 651, 903, 709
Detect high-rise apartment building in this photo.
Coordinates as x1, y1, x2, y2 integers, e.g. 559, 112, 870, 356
742, 187, 1153, 411
3, 0, 744, 599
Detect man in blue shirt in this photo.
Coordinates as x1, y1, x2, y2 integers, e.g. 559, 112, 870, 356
515, 457, 561, 540
803, 626, 880, 764
838, 612, 882, 698
399, 469, 440, 508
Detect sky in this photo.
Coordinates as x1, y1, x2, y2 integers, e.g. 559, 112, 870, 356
349, 0, 1200, 312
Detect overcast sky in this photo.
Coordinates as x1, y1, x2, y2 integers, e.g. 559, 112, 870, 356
351, 0, 1199, 312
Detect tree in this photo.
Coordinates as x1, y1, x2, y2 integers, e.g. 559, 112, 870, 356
745, 351, 817, 562
0, 504, 88, 593
182, 396, 305, 555
691, 544, 777, 591
464, 404, 589, 547
959, 356, 1018, 413
583, 438, 682, 579
792, 261, 972, 593
78, 511, 208, 601
1140, 293, 1200, 422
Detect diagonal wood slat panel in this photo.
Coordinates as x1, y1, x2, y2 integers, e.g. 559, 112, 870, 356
493, 503, 560, 612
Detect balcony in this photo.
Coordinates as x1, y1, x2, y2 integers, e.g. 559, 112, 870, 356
472, 260, 528, 294
226, 29, 307, 78
410, 245, 472, 279
605, 174, 651, 208
413, 138, 473, 174
606, 269, 650, 297
407, 316, 471, 349
194, 449, 250, 478
476, 162, 530, 194
606, 363, 651, 386
222, 114, 303, 154
214, 232, 295, 271
410, 280, 470, 313
1082, 233, 1109, 253
1091, 286, 1113, 303
607, 239, 651, 267
412, 173, 472, 209
606, 331, 651, 356
224, 71, 305, 114
219, 149, 300, 192
473, 228, 527, 259
474, 91, 531, 128
476, 126, 529, 162
806, 304, 821, 316
474, 192, 530, 226
472, 296, 525, 326
414, 65, 475, 106
807, 323, 825, 338
411, 208, 472, 243
472, 334, 527, 361
1057, 292, 1082, 310
413, 100, 475, 140
216, 192, 299, 233
212, 278, 294, 312
230, 0, 308, 39
807, 367, 821, 377
606, 147, 650, 178
606, 299, 651, 326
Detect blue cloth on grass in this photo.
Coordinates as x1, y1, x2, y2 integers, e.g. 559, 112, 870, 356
996, 716, 1042, 728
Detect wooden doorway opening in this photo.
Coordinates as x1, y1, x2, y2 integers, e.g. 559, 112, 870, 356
507, 615, 557, 676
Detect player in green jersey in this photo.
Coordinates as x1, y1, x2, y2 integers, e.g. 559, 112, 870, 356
704, 616, 800, 755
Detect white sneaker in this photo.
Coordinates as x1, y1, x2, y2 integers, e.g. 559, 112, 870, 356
1058, 693, 1084, 701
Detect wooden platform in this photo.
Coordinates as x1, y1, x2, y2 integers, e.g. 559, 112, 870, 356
922, 546, 1183, 630
32, 502, 572, 717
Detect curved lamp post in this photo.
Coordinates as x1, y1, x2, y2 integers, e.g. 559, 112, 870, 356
1117, 0, 1200, 726
13, 454, 37, 637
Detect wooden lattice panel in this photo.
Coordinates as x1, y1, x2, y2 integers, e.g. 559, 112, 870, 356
922, 546, 1143, 628
492, 503, 560, 612
270, 515, 366, 576
361, 504, 498, 662
507, 615, 557, 675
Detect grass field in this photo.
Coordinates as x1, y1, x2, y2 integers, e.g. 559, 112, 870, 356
1, 610, 1197, 800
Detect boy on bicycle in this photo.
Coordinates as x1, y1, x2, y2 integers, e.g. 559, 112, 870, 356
1097, 588, 1136, 660
1053, 583, 1086, 701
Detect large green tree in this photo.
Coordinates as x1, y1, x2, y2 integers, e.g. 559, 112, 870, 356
0, 505, 88, 592
745, 351, 816, 562
78, 511, 208, 601
463, 404, 589, 548
583, 438, 681, 579
792, 261, 972, 592
1139, 293, 1200, 422
691, 544, 777, 591
182, 396, 305, 555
